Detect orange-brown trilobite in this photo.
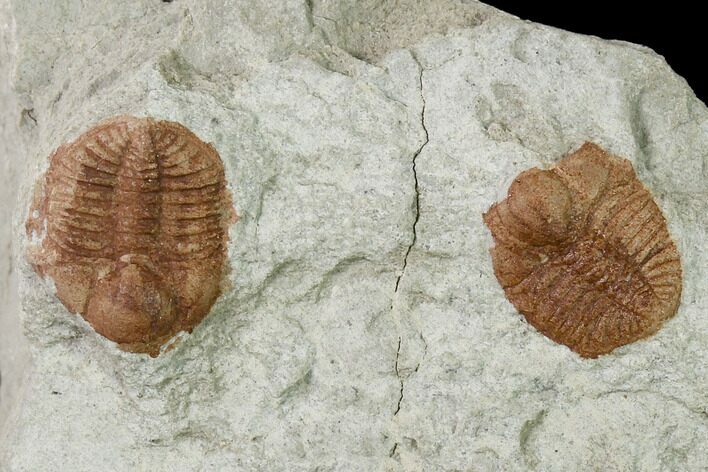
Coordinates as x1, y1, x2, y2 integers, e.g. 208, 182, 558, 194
483, 142, 682, 358
26, 116, 233, 356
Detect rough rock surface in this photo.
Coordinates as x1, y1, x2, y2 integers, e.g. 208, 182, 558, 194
1, 1, 706, 471
0, 0, 30, 439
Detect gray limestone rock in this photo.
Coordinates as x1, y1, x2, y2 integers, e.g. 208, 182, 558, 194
0, 1, 706, 471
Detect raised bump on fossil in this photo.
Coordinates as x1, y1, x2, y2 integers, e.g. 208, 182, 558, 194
483, 142, 682, 358
26, 115, 233, 357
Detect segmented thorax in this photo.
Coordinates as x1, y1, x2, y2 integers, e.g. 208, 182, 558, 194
26, 116, 233, 356
483, 143, 681, 358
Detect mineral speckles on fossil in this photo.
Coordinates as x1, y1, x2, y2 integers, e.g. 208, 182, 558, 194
483, 142, 682, 358
25, 116, 234, 356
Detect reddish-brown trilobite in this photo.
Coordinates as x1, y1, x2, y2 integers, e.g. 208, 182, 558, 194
483, 142, 682, 358
26, 116, 234, 356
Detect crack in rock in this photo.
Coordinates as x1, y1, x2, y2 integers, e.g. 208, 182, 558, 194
389, 56, 429, 458
392, 62, 429, 295
393, 337, 403, 415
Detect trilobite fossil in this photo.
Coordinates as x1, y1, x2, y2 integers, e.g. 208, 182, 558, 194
483, 142, 682, 358
26, 115, 234, 356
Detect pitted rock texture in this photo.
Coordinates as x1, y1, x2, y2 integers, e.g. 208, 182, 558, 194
484, 143, 682, 358
25, 116, 232, 356
1, 1, 706, 471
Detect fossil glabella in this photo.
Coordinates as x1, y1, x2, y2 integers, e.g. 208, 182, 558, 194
26, 116, 234, 356
483, 143, 682, 358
